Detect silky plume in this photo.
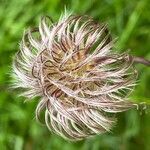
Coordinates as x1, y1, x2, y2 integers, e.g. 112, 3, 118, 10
12, 13, 139, 141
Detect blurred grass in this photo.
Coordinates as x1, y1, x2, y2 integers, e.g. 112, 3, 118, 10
0, 0, 150, 149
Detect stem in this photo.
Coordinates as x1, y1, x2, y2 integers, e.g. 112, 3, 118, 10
130, 56, 150, 66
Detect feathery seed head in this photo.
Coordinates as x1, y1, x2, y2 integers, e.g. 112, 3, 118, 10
12, 13, 137, 141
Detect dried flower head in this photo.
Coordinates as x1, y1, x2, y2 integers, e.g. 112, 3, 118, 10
12, 13, 137, 141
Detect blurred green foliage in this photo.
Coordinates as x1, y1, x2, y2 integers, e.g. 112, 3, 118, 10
0, 0, 150, 149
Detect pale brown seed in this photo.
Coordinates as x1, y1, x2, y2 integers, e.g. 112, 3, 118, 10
12, 13, 137, 141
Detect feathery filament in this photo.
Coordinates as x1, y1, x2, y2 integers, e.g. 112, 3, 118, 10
12, 14, 137, 141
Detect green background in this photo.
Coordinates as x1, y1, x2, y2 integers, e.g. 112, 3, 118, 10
0, 0, 150, 149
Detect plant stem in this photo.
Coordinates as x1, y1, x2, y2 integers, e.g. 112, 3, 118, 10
130, 56, 150, 66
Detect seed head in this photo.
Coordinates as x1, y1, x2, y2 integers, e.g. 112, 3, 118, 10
12, 13, 137, 141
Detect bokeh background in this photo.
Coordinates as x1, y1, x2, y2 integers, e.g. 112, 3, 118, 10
0, 0, 150, 149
